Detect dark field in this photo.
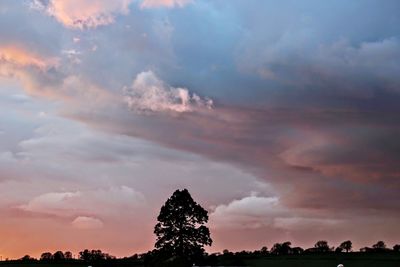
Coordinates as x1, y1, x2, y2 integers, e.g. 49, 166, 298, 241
244, 254, 400, 267
1, 254, 400, 267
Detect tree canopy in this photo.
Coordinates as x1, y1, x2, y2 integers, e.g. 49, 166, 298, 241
270, 242, 292, 255
339, 240, 353, 253
313, 240, 332, 253
154, 189, 212, 262
373, 241, 386, 250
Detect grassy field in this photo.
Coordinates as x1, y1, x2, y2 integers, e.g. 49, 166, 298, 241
244, 254, 400, 267
1, 254, 399, 267
0, 262, 142, 267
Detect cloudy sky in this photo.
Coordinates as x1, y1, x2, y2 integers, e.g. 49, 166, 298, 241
1, 0, 400, 259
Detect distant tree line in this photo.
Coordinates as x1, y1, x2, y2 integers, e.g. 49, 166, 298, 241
7, 189, 400, 267
13, 240, 400, 267
18, 249, 115, 262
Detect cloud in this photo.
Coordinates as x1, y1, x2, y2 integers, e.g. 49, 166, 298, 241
19, 191, 80, 214
0, 46, 68, 101
124, 71, 213, 113
237, 32, 400, 98
140, 0, 192, 9
0, 46, 58, 70
0, 49, 113, 104
210, 194, 285, 229
72, 216, 104, 229
273, 217, 340, 231
32, 0, 133, 29
279, 127, 400, 184
72, 97, 400, 218
210, 193, 342, 231
19, 186, 146, 217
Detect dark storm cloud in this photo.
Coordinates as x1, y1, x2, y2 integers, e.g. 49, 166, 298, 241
71, 99, 400, 215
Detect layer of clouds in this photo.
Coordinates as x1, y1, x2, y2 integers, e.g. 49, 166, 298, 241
210, 193, 342, 231
238, 36, 400, 98
0, 46, 58, 69
72, 99, 400, 216
19, 186, 146, 218
1, 0, 400, 257
0, 83, 269, 257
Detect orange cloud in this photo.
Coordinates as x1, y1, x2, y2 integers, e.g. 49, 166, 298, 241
38, 0, 133, 29
0, 46, 58, 70
0, 47, 116, 105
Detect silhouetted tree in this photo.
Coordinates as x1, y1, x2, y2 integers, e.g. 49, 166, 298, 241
40, 252, 53, 261
339, 240, 352, 253
53, 251, 65, 261
92, 250, 104, 261
105, 253, 116, 260
360, 246, 373, 253
78, 249, 113, 262
372, 241, 386, 251
270, 243, 282, 255
393, 244, 400, 252
130, 254, 139, 260
20, 255, 36, 262
335, 247, 344, 253
79, 249, 91, 261
260, 246, 269, 255
292, 247, 304, 255
271, 242, 292, 255
154, 189, 212, 265
64, 251, 73, 259
313, 240, 332, 253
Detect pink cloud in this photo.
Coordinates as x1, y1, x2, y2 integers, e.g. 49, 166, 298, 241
33, 0, 133, 29
124, 71, 213, 113
0, 46, 58, 70
18, 186, 146, 218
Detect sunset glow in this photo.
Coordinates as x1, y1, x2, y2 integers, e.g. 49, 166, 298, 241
0, 0, 399, 260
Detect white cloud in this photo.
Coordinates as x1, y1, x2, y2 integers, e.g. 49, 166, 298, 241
124, 70, 213, 113
32, 0, 133, 29
19, 186, 146, 217
210, 193, 342, 231
72, 216, 104, 229
141, 0, 192, 9
210, 194, 286, 229
19, 191, 81, 214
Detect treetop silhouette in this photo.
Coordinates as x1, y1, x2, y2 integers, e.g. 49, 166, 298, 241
154, 188, 212, 261
339, 240, 353, 253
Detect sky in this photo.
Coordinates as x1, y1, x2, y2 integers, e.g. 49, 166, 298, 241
0, 0, 400, 259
